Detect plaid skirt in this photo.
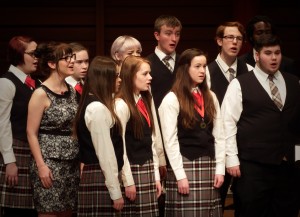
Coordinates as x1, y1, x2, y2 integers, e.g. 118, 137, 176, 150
0, 139, 35, 209
122, 159, 159, 217
165, 156, 222, 217
77, 164, 121, 217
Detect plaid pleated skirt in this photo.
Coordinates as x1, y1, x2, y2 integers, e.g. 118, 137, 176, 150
77, 164, 121, 217
164, 156, 222, 217
122, 159, 159, 217
0, 139, 35, 209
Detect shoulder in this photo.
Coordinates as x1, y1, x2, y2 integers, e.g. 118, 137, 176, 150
161, 92, 178, 106
86, 101, 110, 118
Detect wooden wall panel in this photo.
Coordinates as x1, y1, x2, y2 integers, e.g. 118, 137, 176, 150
0, 0, 299, 75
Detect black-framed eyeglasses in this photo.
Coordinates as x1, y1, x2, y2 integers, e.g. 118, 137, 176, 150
223, 35, 243, 42
24, 51, 37, 58
59, 53, 76, 63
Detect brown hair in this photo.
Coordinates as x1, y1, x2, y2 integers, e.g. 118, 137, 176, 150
172, 48, 216, 129
116, 55, 155, 139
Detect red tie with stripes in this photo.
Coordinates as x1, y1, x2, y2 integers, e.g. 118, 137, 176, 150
192, 91, 204, 118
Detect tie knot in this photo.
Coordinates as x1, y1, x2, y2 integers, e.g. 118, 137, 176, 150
163, 55, 172, 61
268, 74, 274, 81
25, 76, 36, 89
228, 68, 235, 74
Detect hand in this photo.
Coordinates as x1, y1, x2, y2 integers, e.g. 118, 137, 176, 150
125, 185, 136, 201
156, 180, 162, 198
5, 162, 18, 187
177, 178, 189, 194
159, 166, 167, 180
38, 164, 54, 188
113, 197, 124, 211
214, 174, 224, 188
227, 166, 241, 177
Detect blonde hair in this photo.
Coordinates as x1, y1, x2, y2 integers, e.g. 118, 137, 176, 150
110, 35, 142, 62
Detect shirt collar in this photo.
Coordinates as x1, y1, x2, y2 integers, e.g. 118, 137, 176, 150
254, 64, 281, 81
155, 47, 176, 61
134, 93, 142, 104
216, 54, 238, 73
8, 65, 28, 83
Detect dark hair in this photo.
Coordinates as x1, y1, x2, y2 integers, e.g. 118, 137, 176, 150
154, 15, 182, 33
116, 55, 155, 139
73, 56, 121, 138
246, 15, 276, 46
35, 41, 73, 79
7, 35, 35, 66
69, 42, 89, 54
254, 34, 281, 52
172, 48, 216, 129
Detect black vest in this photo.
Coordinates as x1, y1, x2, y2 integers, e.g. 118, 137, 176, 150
125, 114, 153, 165
78, 96, 124, 171
208, 59, 248, 105
147, 53, 179, 108
236, 71, 300, 164
2, 72, 33, 141
177, 110, 215, 160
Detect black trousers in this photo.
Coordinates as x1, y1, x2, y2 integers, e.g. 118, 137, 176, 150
232, 160, 299, 217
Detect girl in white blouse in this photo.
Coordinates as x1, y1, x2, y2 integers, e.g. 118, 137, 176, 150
115, 56, 162, 216
158, 48, 225, 217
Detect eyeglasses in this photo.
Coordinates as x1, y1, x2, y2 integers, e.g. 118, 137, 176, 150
59, 53, 76, 63
24, 51, 37, 58
223, 35, 244, 42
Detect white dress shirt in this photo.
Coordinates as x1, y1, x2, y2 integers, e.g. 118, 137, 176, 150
0, 65, 28, 164
155, 47, 176, 71
84, 101, 124, 200
206, 54, 254, 89
158, 90, 225, 181
115, 94, 161, 183
221, 66, 286, 168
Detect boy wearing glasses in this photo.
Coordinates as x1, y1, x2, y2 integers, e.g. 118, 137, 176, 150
206, 21, 253, 213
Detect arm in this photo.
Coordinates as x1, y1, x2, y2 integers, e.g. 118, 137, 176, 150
211, 91, 225, 187
115, 99, 136, 201
86, 102, 123, 204
0, 78, 18, 187
158, 92, 189, 194
27, 88, 54, 188
150, 111, 162, 198
221, 79, 243, 177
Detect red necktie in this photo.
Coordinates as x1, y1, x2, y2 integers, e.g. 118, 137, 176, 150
192, 91, 204, 117
137, 98, 151, 127
25, 76, 35, 89
75, 82, 83, 95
